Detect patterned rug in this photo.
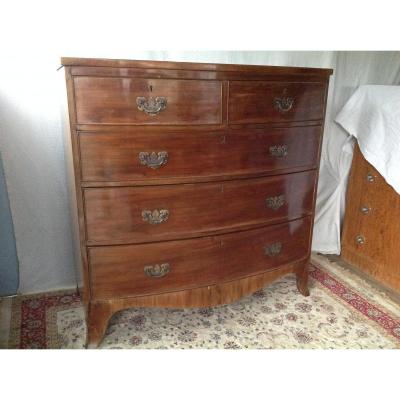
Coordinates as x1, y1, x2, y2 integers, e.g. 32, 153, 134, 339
1, 254, 400, 349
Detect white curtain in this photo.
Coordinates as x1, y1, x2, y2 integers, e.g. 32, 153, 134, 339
1, 51, 399, 294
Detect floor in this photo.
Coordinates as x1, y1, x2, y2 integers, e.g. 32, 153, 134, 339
324, 254, 400, 304
1, 254, 399, 349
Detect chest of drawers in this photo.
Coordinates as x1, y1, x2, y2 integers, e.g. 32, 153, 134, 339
342, 144, 400, 294
62, 57, 332, 347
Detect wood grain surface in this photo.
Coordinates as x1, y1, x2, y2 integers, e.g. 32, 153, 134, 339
79, 126, 322, 183
74, 77, 222, 125
342, 144, 400, 293
89, 218, 311, 300
229, 81, 326, 124
84, 171, 316, 244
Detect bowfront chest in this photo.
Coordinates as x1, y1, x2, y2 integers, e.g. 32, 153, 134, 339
62, 57, 332, 347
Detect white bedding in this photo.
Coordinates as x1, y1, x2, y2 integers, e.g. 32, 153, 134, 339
335, 85, 400, 194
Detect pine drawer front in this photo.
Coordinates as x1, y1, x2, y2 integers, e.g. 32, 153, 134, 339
79, 126, 321, 183
228, 81, 326, 124
89, 217, 311, 300
74, 77, 222, 125
84, 171, 316, 245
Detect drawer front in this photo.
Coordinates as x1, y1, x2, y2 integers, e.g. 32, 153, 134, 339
84, 171, 316, 244
229, 81, 326, 124
74, 77, 222, 125
89, 217, 311, 299
345, 153, 399, 262
79, 126, 321, 182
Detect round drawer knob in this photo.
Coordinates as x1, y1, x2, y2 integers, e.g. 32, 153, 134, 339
355, 235, 365, 245
366, 173, 375, 183
360, 206, 370, 214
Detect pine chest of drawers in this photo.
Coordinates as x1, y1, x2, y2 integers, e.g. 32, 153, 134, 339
62, 57, 332, 347
342, 144, 400, 294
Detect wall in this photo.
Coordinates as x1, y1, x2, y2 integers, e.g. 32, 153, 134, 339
0, 153, 19, 296
0, 58, 77, 293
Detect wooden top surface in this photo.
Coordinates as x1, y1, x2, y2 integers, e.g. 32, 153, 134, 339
61, 57, 333, 77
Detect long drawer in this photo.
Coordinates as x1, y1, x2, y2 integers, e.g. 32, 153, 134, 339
229, 81, 326, 124
79, 126, 321, 183
89, 217, 311, 300
74, 77, 223, 125
84, 170, 316, 244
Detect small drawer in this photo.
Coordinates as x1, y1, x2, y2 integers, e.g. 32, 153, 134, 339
74, 77, 222, 125
89, 217, 311, 300
229, 81, 326, 124
79, 126, 321, 183
83, 171, 316, 244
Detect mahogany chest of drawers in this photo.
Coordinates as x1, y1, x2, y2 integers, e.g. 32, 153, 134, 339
62, 57, 332, 347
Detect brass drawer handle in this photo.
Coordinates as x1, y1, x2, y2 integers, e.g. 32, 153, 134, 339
142, 209, 169, 225
139, 151, 168, 169
266, 195, 286, 210
136, 96, 167, 116
269, 145, 288, 158
360, 206, 370, 214
366, 173, 375, 183
355, 235, 365, 245
144, 263, 170, 278
265, 242, 282, 257
274, 93, 294, 113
